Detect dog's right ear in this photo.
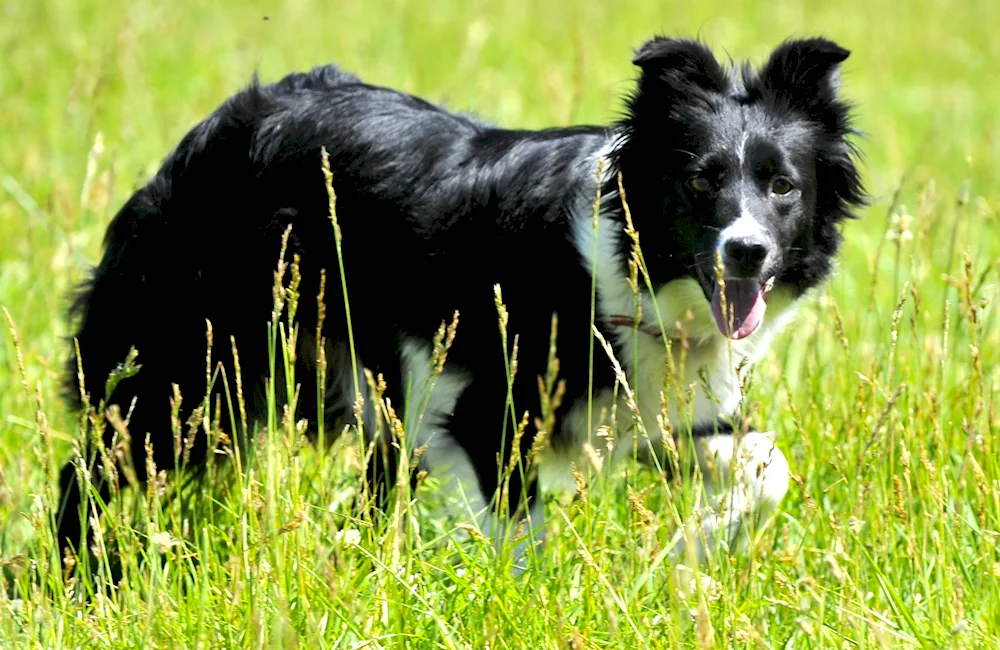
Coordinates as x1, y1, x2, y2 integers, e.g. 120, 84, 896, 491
632, 37, 729, 93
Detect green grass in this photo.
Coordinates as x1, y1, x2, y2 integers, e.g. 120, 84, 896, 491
2, 0, 999, 647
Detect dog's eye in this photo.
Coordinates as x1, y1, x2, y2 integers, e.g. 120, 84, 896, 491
771, 177, 794, 195
690, 177, 711, 192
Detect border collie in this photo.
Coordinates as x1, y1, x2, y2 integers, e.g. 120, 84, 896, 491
58, 36, 864, 564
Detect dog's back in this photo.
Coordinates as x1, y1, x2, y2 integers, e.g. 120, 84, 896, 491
57, 62, 608, 555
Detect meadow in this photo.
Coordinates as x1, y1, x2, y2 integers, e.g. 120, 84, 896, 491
1, 0, 999, 647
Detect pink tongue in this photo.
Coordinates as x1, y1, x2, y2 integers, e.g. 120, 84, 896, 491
711, 279, 767, 340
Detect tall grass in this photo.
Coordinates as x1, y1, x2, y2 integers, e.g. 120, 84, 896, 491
2, 0, 999, 646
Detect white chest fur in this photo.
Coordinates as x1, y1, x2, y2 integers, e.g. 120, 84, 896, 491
558, 208, 797, 562
567, 210, 798, 456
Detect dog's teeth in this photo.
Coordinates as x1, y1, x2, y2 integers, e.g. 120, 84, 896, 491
763, 276, 776, 294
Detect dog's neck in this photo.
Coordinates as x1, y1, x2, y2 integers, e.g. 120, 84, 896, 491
570, 189, 800, 434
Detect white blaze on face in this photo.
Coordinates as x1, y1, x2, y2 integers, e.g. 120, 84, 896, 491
737, 131, 750, 167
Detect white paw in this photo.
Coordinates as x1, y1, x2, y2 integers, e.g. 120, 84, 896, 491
670, 430, 790, 564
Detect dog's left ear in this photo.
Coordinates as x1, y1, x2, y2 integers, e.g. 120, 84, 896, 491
759, 38, 850, 103
762, 39, 866, 219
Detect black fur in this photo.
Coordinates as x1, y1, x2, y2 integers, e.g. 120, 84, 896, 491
57, 38, 865, 557
612, 37, 865, 299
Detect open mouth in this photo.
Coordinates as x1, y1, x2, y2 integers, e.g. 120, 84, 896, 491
607, 275, 777, 340
709, 276, 775, 340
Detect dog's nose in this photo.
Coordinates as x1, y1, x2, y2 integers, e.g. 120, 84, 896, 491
723, 236, 769, 277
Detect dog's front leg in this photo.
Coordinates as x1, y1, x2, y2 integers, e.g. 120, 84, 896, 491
670, 429, 790, 565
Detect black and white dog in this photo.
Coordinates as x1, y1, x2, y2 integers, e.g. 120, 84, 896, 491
59, 36, 864, 563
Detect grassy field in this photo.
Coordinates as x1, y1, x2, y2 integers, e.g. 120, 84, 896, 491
2, 0, 999, 647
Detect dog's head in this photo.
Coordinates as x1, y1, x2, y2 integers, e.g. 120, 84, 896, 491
611, 37, 866, 340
